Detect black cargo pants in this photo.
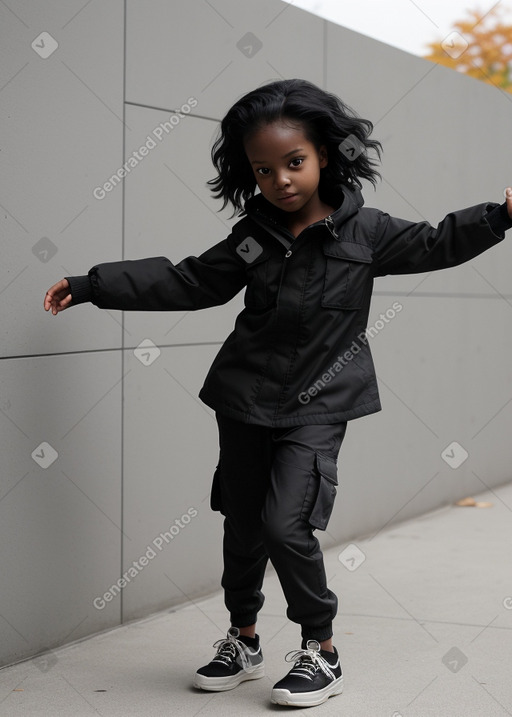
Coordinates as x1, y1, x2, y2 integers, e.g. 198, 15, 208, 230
210, 413, 347, 643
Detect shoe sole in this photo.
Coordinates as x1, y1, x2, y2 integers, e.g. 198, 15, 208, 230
270, 675, 343, 707
193, 662, 265, 692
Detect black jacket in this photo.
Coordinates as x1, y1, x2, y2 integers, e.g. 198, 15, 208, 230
67, 186, 509, 427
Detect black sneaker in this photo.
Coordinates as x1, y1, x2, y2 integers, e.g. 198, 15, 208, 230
193, 627, 265, 692
270, 640, 343, 707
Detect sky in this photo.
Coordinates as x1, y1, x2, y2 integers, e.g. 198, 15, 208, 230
283, 0, 512, 56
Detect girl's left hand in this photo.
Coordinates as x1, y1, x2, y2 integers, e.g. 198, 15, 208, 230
506, 187, 512, 218
44, 278, 72, 315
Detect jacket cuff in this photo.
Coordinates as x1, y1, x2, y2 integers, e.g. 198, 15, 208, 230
66, 275, 93, 305
485, 202, 512, 237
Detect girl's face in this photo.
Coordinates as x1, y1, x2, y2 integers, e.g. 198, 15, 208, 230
244, 120, 328, 222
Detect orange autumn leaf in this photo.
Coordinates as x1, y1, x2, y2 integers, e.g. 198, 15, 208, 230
424, 5, 512, 93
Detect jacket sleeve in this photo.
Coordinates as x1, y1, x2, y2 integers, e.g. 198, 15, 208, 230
372, 201, 508, 277
66, 235, 248, 311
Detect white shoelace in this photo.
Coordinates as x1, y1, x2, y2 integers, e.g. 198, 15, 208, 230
284, 645, 336, 681
211, 634, 251, 670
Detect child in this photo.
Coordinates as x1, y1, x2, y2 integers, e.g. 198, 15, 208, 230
44, 79, 512, 708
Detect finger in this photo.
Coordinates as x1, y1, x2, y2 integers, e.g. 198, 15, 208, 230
44, 279, 69, 311
46, 291, 71, 314
506, 187, 512, 218
53, 293, 72, 314
44, 291, 55, 311
506, 187, 512, 213
44, 290, 63, 311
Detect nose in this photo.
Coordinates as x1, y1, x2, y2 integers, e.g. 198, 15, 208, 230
273, 170, 290, 190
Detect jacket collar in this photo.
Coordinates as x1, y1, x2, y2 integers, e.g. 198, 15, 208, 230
243, 183, 364, 240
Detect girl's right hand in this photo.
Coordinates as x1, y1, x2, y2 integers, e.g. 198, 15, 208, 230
44, 278, 72, 315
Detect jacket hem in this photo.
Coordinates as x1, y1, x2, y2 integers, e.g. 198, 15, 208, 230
199, 389, 381, 426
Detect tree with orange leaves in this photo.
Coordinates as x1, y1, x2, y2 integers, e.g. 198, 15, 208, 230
424, 5, 512, 93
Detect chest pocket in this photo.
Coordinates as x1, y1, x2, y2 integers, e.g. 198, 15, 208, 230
322, 241, 373, 310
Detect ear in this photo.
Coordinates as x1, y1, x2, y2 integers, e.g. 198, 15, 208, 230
318, 145, 328, 168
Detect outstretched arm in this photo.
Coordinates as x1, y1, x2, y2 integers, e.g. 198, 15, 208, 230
373, 189, 512, 277
43, 235, 248, 315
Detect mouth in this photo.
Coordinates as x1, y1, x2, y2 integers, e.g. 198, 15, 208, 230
277, 194, 297, 203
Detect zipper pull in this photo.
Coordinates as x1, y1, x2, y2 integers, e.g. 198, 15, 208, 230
324, 216, 338, 239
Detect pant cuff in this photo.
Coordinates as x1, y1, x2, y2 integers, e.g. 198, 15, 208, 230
230, 613, 258, 628
301, 623, 333, 643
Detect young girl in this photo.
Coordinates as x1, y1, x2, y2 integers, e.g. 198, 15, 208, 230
44, 79, 512, 708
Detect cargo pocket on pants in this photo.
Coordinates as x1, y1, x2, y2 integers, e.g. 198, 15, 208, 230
307, 453, 339, 531
210, 463, 224, 514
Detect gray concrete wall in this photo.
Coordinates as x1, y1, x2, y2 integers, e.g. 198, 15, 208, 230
1, 0, 511, 667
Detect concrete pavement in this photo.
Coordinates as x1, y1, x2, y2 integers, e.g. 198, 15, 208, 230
1, 482, 512, 716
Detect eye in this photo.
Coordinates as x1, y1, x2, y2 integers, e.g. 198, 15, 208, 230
257, 167, 271, 175
290, 157, 304, 167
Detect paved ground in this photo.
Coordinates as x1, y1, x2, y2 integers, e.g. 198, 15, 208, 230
1, 482, 512, 717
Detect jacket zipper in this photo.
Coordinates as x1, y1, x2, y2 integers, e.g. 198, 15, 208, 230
324, 215, 338, 239
253, 209, 338, 305
254, 208, 340, 257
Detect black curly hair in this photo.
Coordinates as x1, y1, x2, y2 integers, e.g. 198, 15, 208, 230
208, 78, 382, 216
